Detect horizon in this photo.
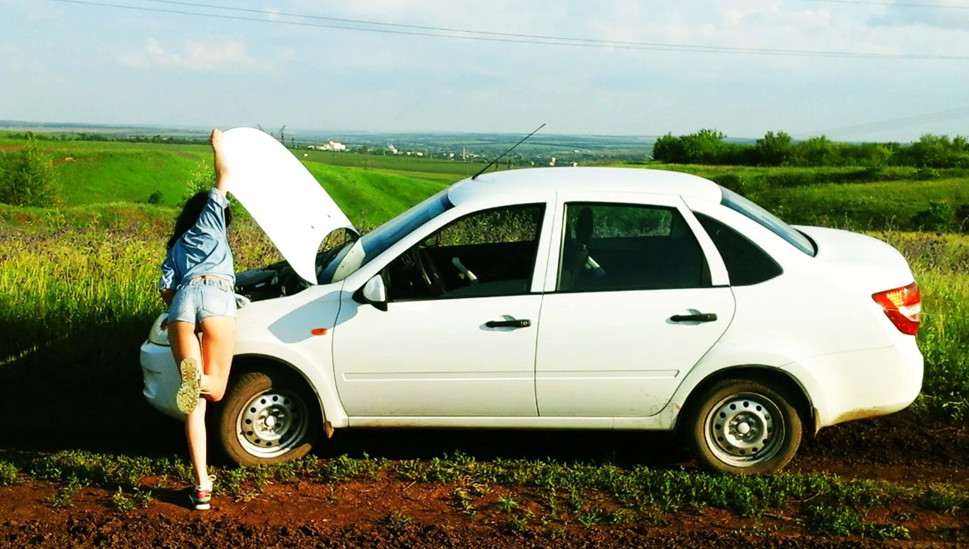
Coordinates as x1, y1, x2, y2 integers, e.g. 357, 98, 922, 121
0, 119, 953, 145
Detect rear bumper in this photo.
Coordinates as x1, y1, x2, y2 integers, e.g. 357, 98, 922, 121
785, 337, 924, 429
140, 341, 185, 421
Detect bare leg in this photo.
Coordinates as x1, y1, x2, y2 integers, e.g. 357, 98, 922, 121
199, 315, 236, 402
185, 399, 208, 486
169, 321, 209, 486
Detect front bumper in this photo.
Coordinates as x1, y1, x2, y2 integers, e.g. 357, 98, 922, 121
140, 341, 185, 421
786, 337, 924, 429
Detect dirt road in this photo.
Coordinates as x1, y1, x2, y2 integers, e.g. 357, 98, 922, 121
1, 411, 967, 548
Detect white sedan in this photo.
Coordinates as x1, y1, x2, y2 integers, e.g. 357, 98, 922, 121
140, 139, 922, 474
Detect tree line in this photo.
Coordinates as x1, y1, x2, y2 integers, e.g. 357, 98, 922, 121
651, 130, 969, 169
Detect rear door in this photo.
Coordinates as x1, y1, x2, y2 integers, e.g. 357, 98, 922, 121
535, 192, 736, 417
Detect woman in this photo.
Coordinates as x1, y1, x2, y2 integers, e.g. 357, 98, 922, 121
158, 128, 235, 511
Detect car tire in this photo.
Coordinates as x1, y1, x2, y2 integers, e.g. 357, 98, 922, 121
215, 370, 321, 467
683, 378, 802, 475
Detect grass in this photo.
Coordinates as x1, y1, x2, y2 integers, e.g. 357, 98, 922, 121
754, 178, 969, 231
805, 505, 911, 540
874, 231, 969, 420
0, 461, 19, 486
619, 162, 969, 188
0, 448, 964, 537
111, 487, 152, 511
304, 163, 447, 228
0, 137, 453, 219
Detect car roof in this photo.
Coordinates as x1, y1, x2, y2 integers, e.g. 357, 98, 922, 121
447, 167, 723, 206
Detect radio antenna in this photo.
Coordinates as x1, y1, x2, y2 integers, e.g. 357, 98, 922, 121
471, 123, 546, 180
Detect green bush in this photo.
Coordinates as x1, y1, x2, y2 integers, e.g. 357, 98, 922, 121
912, 201, 956, 231
0, 136, 60, 207
649, 130, 969, 168
146, 190, 164, 205
956, 204, 969, 233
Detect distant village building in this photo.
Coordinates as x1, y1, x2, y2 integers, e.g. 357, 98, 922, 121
307, 141, 347, 152
320, 140, 347, 152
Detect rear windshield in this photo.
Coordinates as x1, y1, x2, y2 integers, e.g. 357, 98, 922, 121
720, 187, 816, 257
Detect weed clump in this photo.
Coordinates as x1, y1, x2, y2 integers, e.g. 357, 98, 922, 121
0, 461, 19, 486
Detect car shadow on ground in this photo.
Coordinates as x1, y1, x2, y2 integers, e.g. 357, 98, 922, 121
318, 428, 691, 469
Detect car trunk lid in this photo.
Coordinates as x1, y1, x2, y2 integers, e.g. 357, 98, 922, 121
795, 225, 916, 291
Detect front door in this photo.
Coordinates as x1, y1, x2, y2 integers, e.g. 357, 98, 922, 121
332, 203, 549, 417
536, 198, 736, 417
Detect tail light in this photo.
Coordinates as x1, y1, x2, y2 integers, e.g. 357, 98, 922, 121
872, 283, 920, 335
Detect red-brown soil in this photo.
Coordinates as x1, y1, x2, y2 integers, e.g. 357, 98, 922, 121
1, 478, 966, 549
2, 410, 968, 548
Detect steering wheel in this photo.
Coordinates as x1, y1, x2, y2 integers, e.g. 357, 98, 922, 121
401, 246, 446, 296
416, 246, 447, 295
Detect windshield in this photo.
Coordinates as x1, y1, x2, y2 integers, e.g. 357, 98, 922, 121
317, 189, 454, 284
720, 187, 816, 257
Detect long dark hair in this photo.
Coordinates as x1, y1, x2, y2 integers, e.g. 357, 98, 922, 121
166, 190, 233, 249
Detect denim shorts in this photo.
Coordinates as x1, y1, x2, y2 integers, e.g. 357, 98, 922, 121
168, 277, 237, 325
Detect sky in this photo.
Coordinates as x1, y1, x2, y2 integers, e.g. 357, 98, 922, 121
1, 0, 968, 141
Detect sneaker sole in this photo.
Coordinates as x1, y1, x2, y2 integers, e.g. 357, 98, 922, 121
175, 358, 201, 416
192, 502, 211, 511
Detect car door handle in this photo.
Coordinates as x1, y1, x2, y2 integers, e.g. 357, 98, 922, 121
670, 313, 718, 323
485, 319, 532, 329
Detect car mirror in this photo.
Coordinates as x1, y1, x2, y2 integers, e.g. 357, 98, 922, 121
360, 274, 388, 311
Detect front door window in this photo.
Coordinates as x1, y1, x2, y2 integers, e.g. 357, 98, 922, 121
384, 204, 546, 301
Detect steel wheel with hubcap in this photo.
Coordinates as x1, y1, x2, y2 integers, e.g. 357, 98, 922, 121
237, 389, 310, 459
216, 369, 321, 466
684, 378, 802, 475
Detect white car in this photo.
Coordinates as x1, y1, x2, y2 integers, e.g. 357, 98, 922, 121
141, 146, 923, 474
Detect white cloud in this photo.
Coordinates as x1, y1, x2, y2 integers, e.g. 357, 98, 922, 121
869, 2, 969, 31
119, 39, 273, 73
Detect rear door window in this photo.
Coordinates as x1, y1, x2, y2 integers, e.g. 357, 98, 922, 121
557, 203, 711, 292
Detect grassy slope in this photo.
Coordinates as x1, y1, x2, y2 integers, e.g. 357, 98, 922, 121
0, 138, 449, 227
300, 150, 481, 177
756, 179, 969, 230
56, 150, 206, 207
305, 163, 446, 228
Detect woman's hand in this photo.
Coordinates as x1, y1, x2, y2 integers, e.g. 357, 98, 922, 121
210, 128, 223, 151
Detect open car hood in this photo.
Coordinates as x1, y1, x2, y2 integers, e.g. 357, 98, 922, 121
220, 127, 356, 284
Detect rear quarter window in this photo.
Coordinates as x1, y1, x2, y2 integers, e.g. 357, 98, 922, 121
695, 212, 783, 286
720, 187, 816, 257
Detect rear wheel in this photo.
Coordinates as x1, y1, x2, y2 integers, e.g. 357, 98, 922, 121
215, 370, 321, 466
683, 378, 802, 475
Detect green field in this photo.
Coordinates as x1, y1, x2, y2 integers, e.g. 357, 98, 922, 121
0, 136, 967, 432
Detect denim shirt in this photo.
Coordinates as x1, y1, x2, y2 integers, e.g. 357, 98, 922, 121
158, 189, 236, 291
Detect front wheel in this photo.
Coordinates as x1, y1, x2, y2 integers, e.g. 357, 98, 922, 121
683, 378, 802, 475
215, 370, 321, 466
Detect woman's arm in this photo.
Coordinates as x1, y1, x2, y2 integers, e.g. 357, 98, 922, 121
210, 128, 231, 195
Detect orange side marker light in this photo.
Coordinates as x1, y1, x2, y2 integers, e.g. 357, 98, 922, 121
311, 328, 328, 336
